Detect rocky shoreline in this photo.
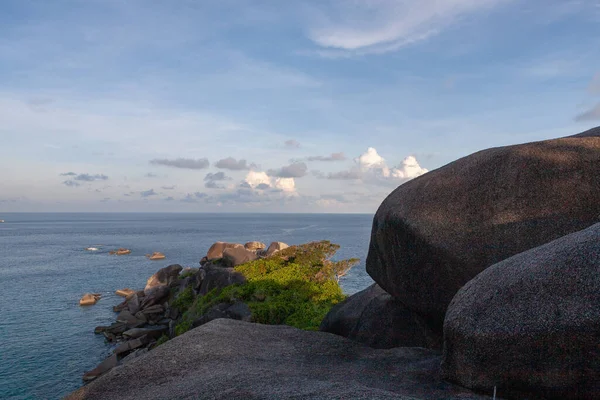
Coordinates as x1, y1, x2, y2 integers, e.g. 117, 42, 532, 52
68, 127, 599, 400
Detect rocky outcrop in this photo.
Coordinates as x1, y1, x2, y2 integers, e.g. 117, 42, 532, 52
367, 130, 600, 329
442, 223, 600, 400
145, 252, 166, 260
198, 264, 246, 296
244, 241, 266, 251
109, 248, 131, 255
67, 319, 492, 400
144, 264, 182, 292
200, 242, 244, 265
263, 241, 289, 256
79, 293, 101, 306
320, 283, 441, 349
221, 246, 258, 267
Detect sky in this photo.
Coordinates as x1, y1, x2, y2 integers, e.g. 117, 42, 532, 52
1, 0, 599, 213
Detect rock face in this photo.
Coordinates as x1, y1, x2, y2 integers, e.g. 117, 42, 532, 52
264, 241, 289, 257
203, 242, 243, 262
198, 264, 246, 296
442, 223, 600, 400
115, 288, 135, 298
67, 319, 492, 400
320, 283, 441, 349
79, 293, 101, 306
367, 130, 600, 328
222, 246, 258, 267
244, 241, 266, 251
144, 264, 183, 292
146, 252, 166, 260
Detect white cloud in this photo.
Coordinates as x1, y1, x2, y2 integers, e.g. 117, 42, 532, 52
356, 147, 386, 169
306, 0, 508, 55
244, 171, 271, 188
274, 177, 296, 193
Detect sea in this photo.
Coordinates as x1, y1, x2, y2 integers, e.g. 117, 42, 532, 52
0, 213, 375, 399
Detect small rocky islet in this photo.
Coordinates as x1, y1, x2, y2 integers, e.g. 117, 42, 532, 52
68, 127, 599, 400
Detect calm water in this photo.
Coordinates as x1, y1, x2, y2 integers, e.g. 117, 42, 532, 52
0, 213, 374, 399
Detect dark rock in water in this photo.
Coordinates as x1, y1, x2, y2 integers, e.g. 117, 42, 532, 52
123, 326, 167, 340
198, 264, 246, 296
139, 286, 170, 310
320, 283, 441, 349
67, 319, 492, 400
144, 264, 183, 293
82, 354, 118, 382
222, 246, 258, 267
442, 223, 600, 400
115, 310, 145, 329
113, 336, 149, 356
367, 130, 600, 329
95, 322, 127, 335
205, 242, 244, 262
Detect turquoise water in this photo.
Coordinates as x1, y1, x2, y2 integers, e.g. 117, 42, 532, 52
0, 213, 374, 399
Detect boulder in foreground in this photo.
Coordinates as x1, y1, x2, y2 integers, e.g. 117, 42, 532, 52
320, 283, 441, 349
367, 128, 600, 328
442, 223, 600, 400
67, 319, 493, 400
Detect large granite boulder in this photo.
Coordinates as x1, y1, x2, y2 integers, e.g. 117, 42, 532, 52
264, 241, 289, 257
198, 264, 246, 296
139, 286, 170, 310
244, 241, 266, 251
367, 128, 600, 328
144, 264, 182, 293
442, 223, 600, 400
203, 242, 243, 263
222, 247, 258, 267
320, 283, 441, 349
67, 319, 493, 400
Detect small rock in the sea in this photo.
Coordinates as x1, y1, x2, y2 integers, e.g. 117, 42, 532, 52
115, 288, 136, 298
109, 248, 131, 255
146, 251, 166, 260
79, 293, 101, 306
85, 247, 99, 251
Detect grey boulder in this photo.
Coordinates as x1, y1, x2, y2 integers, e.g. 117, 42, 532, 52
144, 264, 183, 293
442, 223, 600, 400
222, 246, 258, 267
198, 264, 246, 296
67, 319, 493, 400
367, 128, 600, 329
320, 283, 441, 349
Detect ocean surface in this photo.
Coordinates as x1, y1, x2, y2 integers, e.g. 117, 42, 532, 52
0, 213, 375, 399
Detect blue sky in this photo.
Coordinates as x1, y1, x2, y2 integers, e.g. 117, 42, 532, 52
1, 0, 599, 213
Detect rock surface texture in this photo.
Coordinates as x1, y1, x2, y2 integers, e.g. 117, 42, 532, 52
79, 293, 101, 306
222, 246, 258, 267
320, 283, 441, 349
67, 319, 493, 400
442, 223, 600, 400
367, 128, 600, 328
144, 264, 183, 292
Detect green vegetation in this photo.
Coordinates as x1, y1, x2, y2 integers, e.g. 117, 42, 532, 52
179, 269, 198, 279
154, 334, 169, 347
175, 241, 358, 336
172, 286, 194, 312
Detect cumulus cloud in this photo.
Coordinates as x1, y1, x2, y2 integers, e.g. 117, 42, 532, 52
181, 192, 207, 203
205, 180, 225, 189
150, 158, 209, 170
244, 171, 272, 188
267, 162, 308, 178
145, 173, 158, 178
140, 189, 157, 197
273, 177, 296, 193
306, 152, 346, 162
575, 103, 600, 121
284, 139, 301, 148
75, 173, 109, 181
204, 172, 229, 181
60, 172, 77, 176
214, 157, 256, 170
326, 147, 428, 184
161, 185, 176, 190
164, 196, 174, 201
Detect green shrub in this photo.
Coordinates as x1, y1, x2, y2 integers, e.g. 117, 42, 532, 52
155, 334, 169, 347
176, 241, 358, 333
172, 286, 195, 313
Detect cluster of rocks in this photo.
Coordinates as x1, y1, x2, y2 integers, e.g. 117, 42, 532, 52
70, 127, 599, 400
81, 240, 290, 383
320, 127, 600, 399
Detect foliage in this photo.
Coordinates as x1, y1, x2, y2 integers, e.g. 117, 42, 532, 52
154, 334, 169, 347
172, 286, 195, 313
174, 241, 358, 335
